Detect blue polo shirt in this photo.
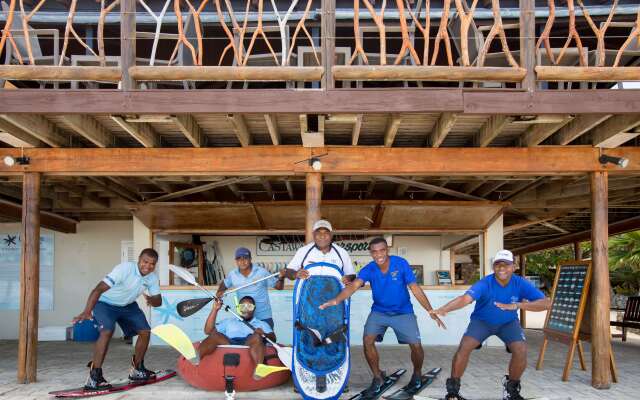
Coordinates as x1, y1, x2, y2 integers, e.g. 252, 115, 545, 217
357, 256, 416, 315
99, 262, 160, 307
466, 274, 545, 325
216, 316, 273, 339
223, 265, 277, 321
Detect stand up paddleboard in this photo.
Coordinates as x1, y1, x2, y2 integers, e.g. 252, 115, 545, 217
292, 262, 350, 400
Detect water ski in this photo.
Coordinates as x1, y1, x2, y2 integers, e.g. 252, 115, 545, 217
383, 367, 442, 400
292, 262, 350, 400
48, 369, 176, 398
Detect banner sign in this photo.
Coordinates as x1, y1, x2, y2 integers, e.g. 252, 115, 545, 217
256, 235, 375, 256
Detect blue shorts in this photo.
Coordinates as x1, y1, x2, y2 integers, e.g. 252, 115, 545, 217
464, 319, 526, 345
92, 301, 150, 337
228, 335, 252, 345
364, 311, 421, 344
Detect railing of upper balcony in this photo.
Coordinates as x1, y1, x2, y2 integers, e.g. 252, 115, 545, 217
0, 0, 638, 90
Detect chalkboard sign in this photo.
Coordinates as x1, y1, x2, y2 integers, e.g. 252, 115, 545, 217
545, 263, 590, 336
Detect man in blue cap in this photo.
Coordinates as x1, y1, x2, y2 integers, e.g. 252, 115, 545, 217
215, 247, 285, 329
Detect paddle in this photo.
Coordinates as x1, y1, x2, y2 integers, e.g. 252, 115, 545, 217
151, 323, 199, 364
175, 271, 280, 318
168, 264, 293, 370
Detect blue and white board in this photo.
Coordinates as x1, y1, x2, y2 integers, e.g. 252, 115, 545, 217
292, 262, 350, 400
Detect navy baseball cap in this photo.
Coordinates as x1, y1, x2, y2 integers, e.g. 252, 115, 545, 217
235, 247, 251, 259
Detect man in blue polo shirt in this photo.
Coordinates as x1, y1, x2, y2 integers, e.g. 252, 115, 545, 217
320, 237, 446, 398
73, 248, 162, 390
429, 250, 551, 400
215, 247, 285, 329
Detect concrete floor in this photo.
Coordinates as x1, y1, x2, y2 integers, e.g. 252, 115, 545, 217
0, 329, 638, 399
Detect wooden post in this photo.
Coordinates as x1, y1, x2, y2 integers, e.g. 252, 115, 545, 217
17, 172, 41, 383
590, 171, 612, 389
449, 247, 456, 287
120, 0, 137, 90
321, 0, 335, 89
305, 172, 322, 243
520, 254, 527, 327
519, 0, 536, 91
574, 241, 583, 260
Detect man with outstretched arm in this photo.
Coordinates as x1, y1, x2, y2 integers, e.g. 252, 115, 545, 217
283, 219, 356, 285
199, 296, 275, 369
72, 248, 162, 390
320, 237, 446, 398
429, 250, 551, 400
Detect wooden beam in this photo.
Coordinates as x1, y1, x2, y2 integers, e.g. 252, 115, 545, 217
322, 0, 336, 89
106, 177, 142, 200
62, 115, 114, 148
476, 181, 507, 198
377, 176, 485, 201
228, 182, 244, 200
463, 180, 486, 194
227, 114, 252, 147
148, 176, 253, 202
520, 116, 573, 146
554, 114, 612, 145
110, 116, 159, 147
261, 178, 274, 200
536, 66, 640, 82
512, 215, 640, 255
395, 183, 410, 198
0, 119, 45, 147
300, 114, 325, 147
285, 179, 294, 200
2, 147, 640, 176
0, 66, 121, 82
591, 115, 640, 147
264, 114, 280, 145
450, 247, 457, 287
371, 202, 385, 228
384, 114, 402, 147
365, 178, 376, 199
590, 171, 612, 389
129, 66, 323, 82
475, 115, 513, 147
430, 113, 458, 148
172, 115, 203, 147
519, 0, 536, 91
84, 177, 138, 202
57, 182, 110, 208
0, 199, 76, 234
333, 66, 527, 82
502, 177, 547, 201
352, 114, 363, 146
17, 173, 40, 384
342, 177, 350, 198
597, 131, 640, 148
120, 0, 136, 90
574, 241, 583, 260
0, 114, 65, 147
306, 172, 322, 243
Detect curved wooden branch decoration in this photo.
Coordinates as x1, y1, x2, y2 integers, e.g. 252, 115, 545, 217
477, 0, 518, 68
394, 0, 420, 65
60, 0, 99, 66
19, 0, 47, 65
536, 0, 555, 65
431, 0, 453, 66
349, 0, 368, 65
454, 0, 478, 67
577, 0, 618, 67
360, 0, 387, 65
405, 0, 430, 65
98, 0, 120, 66
138, 0, 173, 66
271, 0, 298, 66
288, 0, 319, 66
242, 0, 279, 66
555, 0, 586, 66
0, 0, 20, 64
615, 8, 640, 67
173, 0, 199, 65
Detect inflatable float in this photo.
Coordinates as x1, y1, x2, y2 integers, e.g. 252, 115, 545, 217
292, 262, 350, 400
177, 343, 290, 392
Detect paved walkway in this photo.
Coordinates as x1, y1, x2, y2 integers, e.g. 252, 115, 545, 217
0, 329, 637, 399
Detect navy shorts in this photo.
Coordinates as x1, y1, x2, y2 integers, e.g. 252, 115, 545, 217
92, 301, 150, 337
364, 311, 421, 344
228, 335, 252, 345
464, 319, 526, 345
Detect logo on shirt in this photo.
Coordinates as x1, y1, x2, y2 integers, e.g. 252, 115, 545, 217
391, 270, 399, 280
510, 296, 519, 304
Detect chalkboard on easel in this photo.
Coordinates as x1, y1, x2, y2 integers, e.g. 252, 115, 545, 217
536, 261, 593, 381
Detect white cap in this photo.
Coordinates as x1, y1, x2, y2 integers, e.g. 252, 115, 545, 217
493, 249, 514, 265
312, 219, 333, 232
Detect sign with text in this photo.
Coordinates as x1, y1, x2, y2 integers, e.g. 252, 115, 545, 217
256, 235, 376, 256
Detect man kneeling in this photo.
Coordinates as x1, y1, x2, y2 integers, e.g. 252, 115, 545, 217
199, 296, 275, 369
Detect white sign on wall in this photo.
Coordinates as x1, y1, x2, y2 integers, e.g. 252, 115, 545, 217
256, 236, 374, 256
0, 233, 54, 310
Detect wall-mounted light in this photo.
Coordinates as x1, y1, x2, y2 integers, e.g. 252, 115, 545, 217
309, 157, 322, 171
599, 154, 629, 168
3, 155, 30, 166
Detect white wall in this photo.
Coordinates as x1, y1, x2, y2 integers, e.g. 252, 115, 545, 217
0, 221, 133, 339
483, 215, 504, 276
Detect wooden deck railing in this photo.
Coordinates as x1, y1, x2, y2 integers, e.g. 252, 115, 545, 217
0, 0, 639, 88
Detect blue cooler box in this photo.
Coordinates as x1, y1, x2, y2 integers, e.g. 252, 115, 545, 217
72, 319, 100, 342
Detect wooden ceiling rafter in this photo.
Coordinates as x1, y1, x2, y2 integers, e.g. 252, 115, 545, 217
0, 114, 66, 147
62, 115, 115, 148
